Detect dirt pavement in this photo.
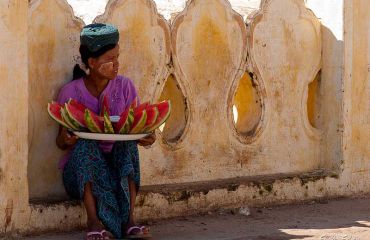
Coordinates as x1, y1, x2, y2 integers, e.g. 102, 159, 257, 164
21, 196, 370, 240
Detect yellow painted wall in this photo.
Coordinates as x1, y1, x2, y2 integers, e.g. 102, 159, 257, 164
26, 0, 331, 197
0, 0, 369, 235
342, 0, 370, 189
0, 0, 30, 234
28, 0, 84, 199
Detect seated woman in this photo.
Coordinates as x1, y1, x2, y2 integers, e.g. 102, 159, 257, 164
56, 23, 155, 240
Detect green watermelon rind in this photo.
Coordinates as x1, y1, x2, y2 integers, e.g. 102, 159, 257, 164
65, 103, 86, 128
85, 109, 103, 133
146, 101, 171, 132
103, 111, 115, 134
130, 110, 147, 134
115, 108, 134, 134
126, 111, 135, 132
47, 102, 71, 129
61, 107, 80, 130
120, 110, 135, 134
63, 103, 84, 129
142, 107, 159, 133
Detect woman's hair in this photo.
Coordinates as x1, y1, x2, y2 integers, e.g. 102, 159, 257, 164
72, 43, 117, 80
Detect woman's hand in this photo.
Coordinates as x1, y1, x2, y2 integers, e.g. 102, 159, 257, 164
137, 132, 156, 147
56, 126, 79, 150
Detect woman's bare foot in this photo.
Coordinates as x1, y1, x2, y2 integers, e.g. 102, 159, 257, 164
124, 222, 150, 237
86, 220, 112, 240
84, 183, 113, 239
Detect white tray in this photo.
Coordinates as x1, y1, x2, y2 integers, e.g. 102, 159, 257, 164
73, 131, 149, 141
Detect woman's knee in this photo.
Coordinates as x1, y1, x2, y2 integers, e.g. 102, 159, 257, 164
113, 141, 139, 164
71, 139, 102, 160
75, 138, 99, 149
114, 141, 137, 151
68, 141, 107, 177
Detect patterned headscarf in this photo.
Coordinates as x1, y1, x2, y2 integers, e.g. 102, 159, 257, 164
80, 23, 119, 52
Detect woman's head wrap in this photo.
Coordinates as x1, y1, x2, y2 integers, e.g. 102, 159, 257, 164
80, 23, 119, 52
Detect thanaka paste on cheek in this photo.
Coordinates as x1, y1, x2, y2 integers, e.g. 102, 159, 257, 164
98, 61, 114, 76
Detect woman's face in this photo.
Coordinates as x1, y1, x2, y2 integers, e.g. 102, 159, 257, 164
89, 44, 120, 80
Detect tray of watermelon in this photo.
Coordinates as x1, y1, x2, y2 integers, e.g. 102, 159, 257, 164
47, 97, 171, 141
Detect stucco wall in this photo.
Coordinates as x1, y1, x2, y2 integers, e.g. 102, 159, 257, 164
0, 0, 369, 236
0, 0, 30, 234
28, 0, 329, 199
305, 0, 344, 171
28, 0, 84, 200
342, 0, 370, 190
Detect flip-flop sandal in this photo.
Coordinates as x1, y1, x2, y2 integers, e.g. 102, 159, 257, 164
85, 230, 104, 240
86, 230, 113, 240
124, 226, 152, 239
139, 226, 150, 235
100, 230, 114, 240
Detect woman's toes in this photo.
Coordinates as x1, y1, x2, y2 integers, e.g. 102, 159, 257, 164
141, 226, 150, 234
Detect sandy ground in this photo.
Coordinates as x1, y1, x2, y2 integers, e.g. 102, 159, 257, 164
20, 196, 370, 240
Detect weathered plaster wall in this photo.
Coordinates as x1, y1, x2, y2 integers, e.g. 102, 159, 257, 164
246, 0, 322, 172
305, 0, 344, 170
0, 0, 368, 236
94, 0, 171, 103
95, 0, 323, 188
342, 0, 370, 191
0, 0, 30, 234
28, 0, 84, 199
26, 0, 337, 200
26, 0, 341, 198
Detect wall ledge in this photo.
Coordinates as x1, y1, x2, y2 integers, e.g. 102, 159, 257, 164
22, 168, 345, 236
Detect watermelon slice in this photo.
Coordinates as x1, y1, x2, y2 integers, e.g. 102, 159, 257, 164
115, 107, 134, 134
67, 98, 87, 112
85, 109, 104, 133
47, 102, 71, 129
130, 97, 138, 109
103, 111, 114, 133
142, 106, 159, 133
134, 101, 150, 113
146, 100, 171, 132
130, 109, 147, 134
65, 103, 86, 128
61, 107, 80, 130
100, 95, 110, 117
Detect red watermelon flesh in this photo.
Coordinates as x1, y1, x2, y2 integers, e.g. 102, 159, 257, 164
134, 101, 150, 113
100, 95, 110, 117
127, 109, 135, 130
146, 100, 171, 132
130, 97, 138, 109
47, 102, 71, 129
130, 109, 147, 134
61, 107, 80, 130
115, 107, 134, 134
143, 106, 159, 132
68, 99, 87, 112
65, 103, 86, 128
85, 109, 104, 133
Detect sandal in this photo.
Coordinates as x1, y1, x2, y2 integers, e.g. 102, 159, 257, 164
85, 230, 111, 240
101, 230, 114, 240
124, 225, 152, 239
